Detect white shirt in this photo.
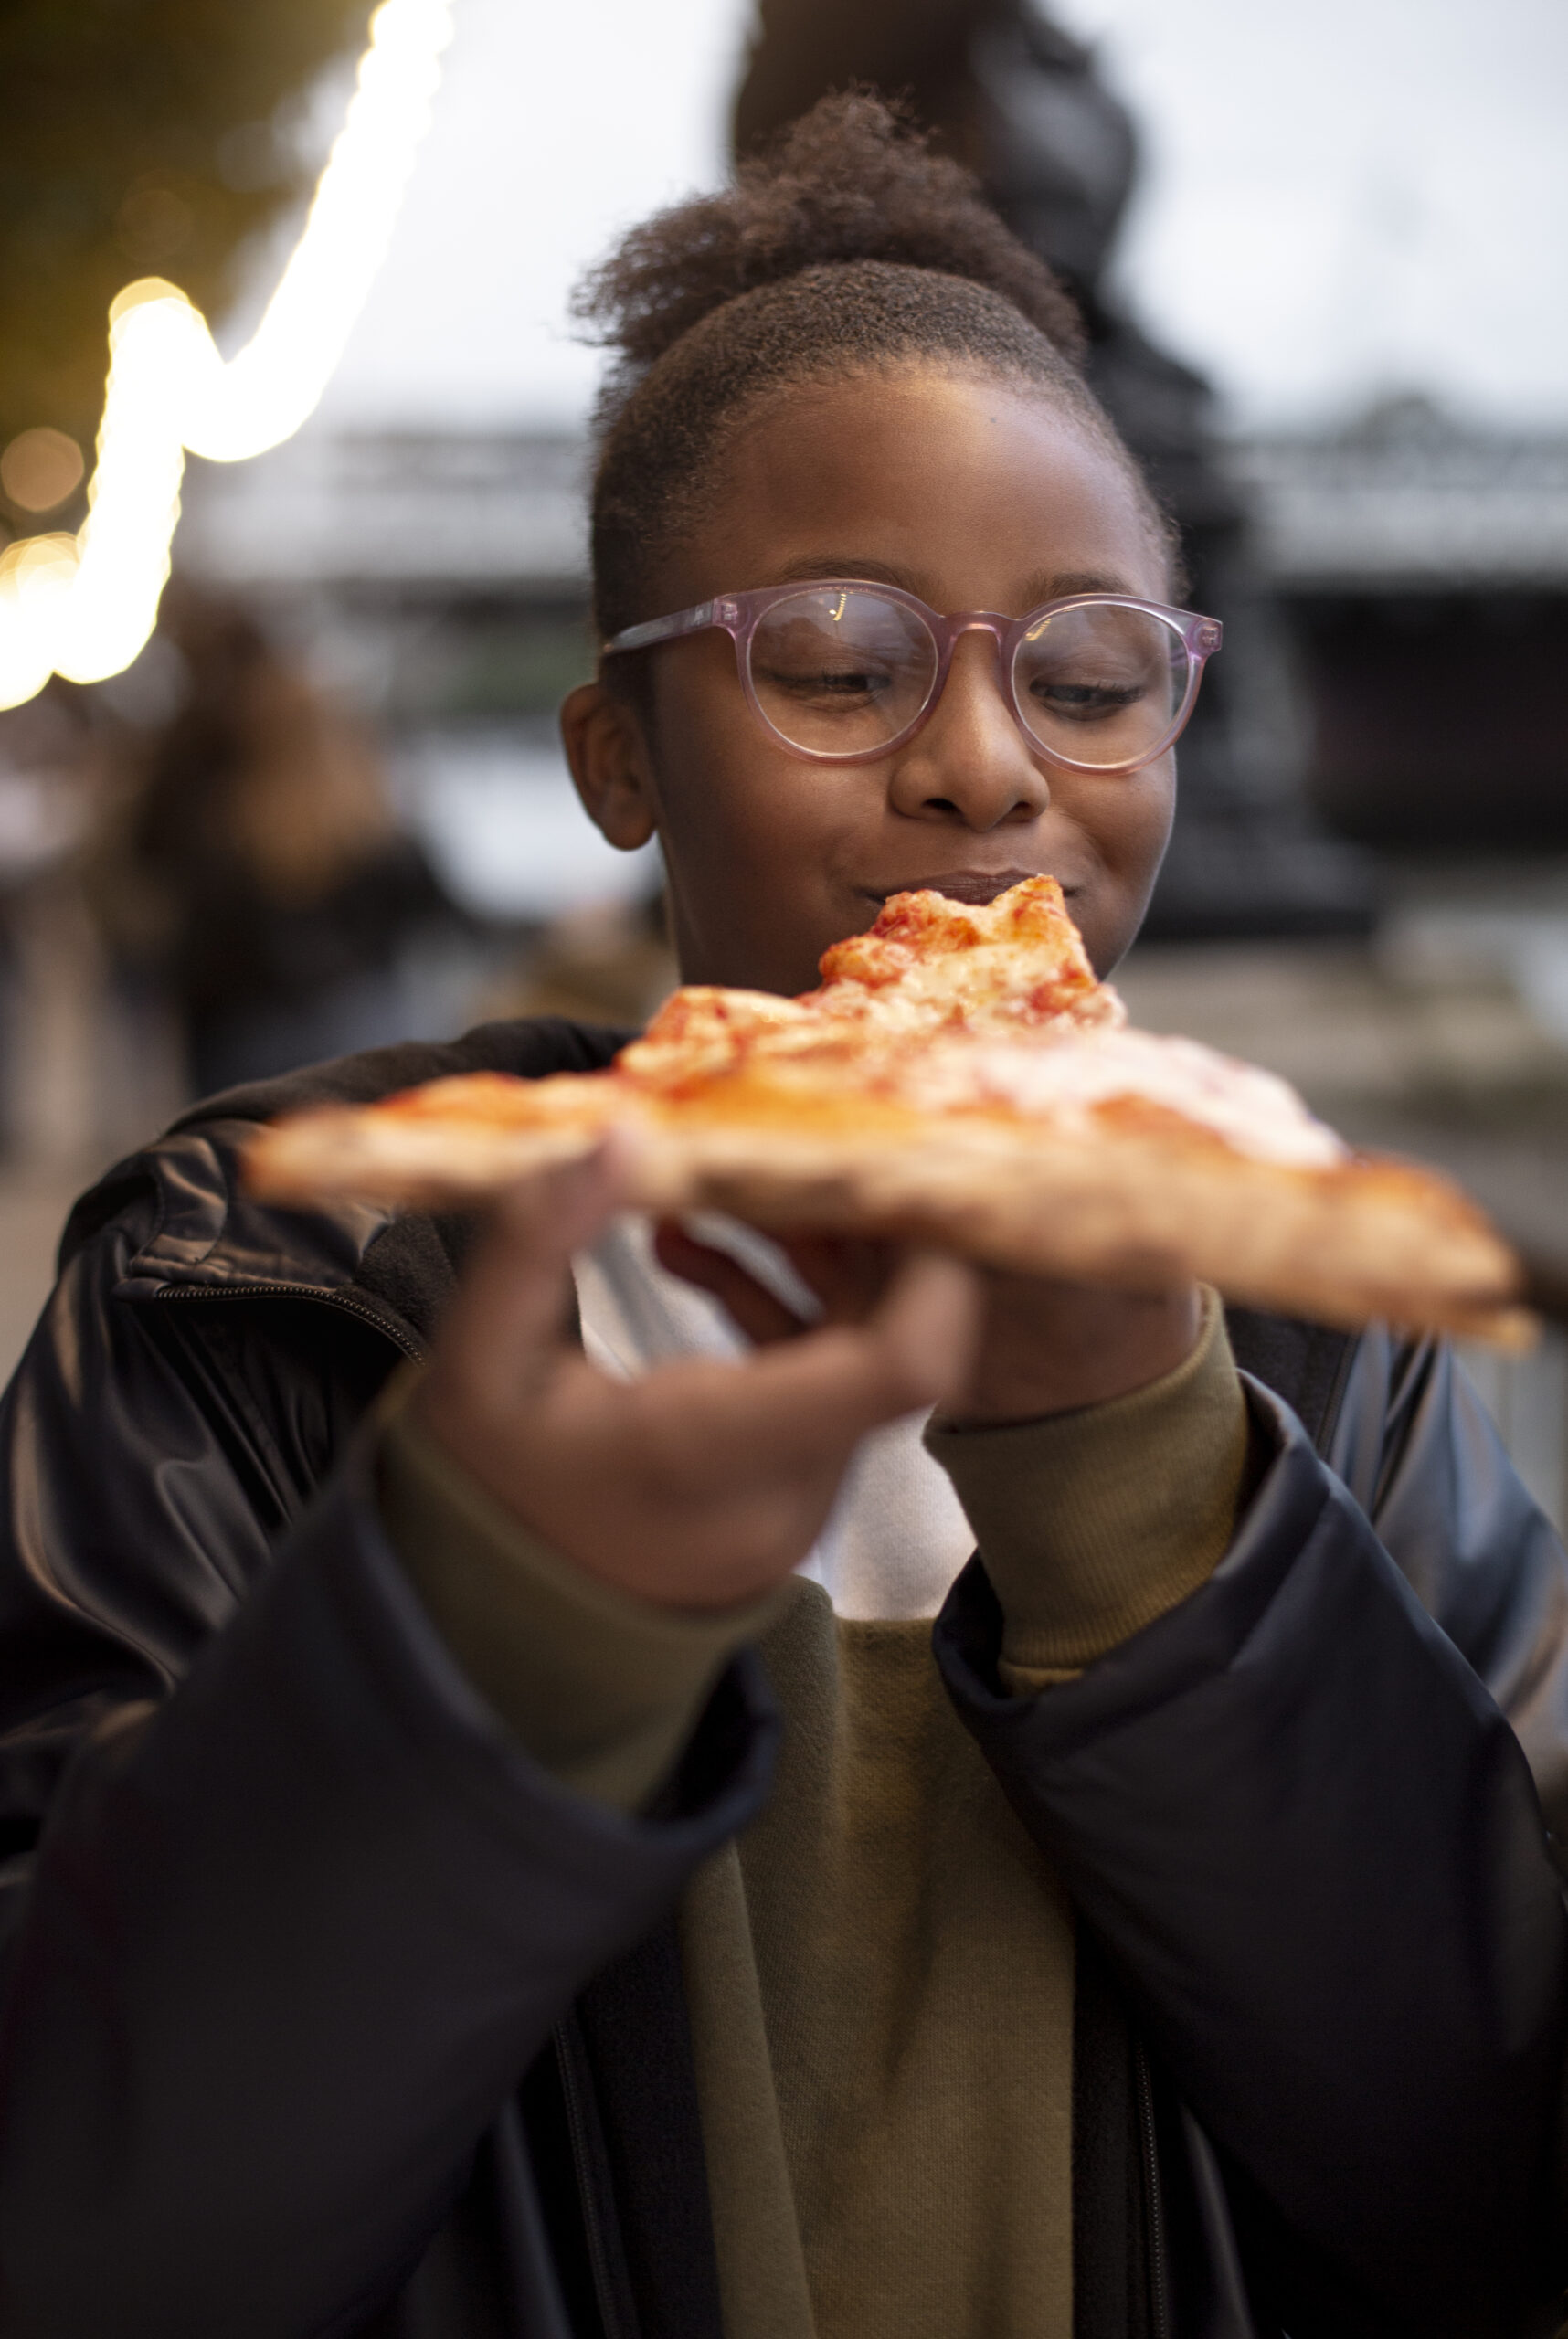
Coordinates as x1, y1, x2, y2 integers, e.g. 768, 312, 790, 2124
572, 1214, 976, 1622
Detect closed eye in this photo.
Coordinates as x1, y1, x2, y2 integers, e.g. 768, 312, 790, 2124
1028, 679, 1147, 721
757, 663, 896, 702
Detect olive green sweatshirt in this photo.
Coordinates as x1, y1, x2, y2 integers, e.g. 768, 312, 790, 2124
376, 1292, 1250, 2339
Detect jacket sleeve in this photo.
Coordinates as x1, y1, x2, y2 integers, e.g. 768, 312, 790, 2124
0, 1203, 776, 2339
1330, 1327, 1568, 1854
936, 1362, 1568, 2339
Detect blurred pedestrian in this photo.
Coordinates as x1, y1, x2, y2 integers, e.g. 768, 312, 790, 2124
99, 592, 450, 1096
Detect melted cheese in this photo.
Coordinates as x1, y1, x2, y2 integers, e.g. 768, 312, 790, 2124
619, 874, 1339, 1169
899, 1029, 1345, 1169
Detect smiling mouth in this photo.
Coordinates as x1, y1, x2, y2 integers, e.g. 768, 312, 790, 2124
866, 868, 1071, 908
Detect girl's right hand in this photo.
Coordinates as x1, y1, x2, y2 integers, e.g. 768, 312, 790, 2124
413, 1138, 980, 1614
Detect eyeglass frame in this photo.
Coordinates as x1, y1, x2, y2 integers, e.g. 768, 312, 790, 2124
603, 582, 1223, 775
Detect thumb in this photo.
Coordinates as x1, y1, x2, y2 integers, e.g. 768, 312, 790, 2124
726, 1250, 981, 1476
432, 1131, 636, 1392
863, 1250, 983, 1419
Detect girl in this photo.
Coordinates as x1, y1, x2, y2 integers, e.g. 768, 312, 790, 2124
0, 97, 1563, 2339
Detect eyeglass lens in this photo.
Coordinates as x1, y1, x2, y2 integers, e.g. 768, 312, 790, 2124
1012, 602, 1187, 770
747, 587, 1190, 768
748, 588, 937, 757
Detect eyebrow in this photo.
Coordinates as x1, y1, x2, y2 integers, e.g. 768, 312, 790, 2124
1022, 568, 1147, 603
767, 554, 917, 589
762, 556, 1149, 606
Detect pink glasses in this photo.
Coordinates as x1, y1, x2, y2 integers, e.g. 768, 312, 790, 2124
605, 581, 1222, 774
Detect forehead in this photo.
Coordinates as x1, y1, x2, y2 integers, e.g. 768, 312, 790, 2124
662, 367, 1168, 610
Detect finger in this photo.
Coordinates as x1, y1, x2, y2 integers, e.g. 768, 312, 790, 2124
862, 1249, 983, 1415
633, 1251, 981, 1485
652, 1220, 809, 1347
493, 1124, 641, 1260
777, 1233, 900, 1325
435, 1133, 638, 1388
732, 1252, 979, 1453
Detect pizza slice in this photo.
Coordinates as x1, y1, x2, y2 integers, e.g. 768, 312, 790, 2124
244, 877, 1531, 1345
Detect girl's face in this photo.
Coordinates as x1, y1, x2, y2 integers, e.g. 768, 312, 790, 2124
564, 368, 1177, 995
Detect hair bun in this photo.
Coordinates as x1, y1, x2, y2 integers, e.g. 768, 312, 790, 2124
571, 90, 1085, 370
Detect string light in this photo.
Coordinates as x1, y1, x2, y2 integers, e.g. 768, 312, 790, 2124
0, 0, 456, 713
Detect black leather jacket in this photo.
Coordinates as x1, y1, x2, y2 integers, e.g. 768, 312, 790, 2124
0, 1016, 1564, 2339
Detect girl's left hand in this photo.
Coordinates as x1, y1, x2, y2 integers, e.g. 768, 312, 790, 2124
654, 1223, 1201, 1425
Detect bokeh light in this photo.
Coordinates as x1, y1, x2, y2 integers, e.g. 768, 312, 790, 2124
0, 430, 87, 516
0, 0, 455, 714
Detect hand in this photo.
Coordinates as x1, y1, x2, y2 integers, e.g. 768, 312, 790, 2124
658, 1226, 1202, 1428
946, 1271, 1202, 1424
413, 1138, 980, 1614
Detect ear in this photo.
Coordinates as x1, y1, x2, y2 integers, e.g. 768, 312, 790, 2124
561, 680, 659, 852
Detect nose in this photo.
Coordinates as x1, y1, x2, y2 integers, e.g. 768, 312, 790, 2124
885, 627, 1051, 830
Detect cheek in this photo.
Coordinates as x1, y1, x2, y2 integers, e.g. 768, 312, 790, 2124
653, 705, 797, 872
648, 646, 863, 873
645, 650, 757, 831
1110, 760, 1178, 876
1061, 760, 1176, 970
1059, 757, 1175, 884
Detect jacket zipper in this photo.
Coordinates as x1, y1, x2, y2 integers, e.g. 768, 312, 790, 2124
1135, 2039, 1173, 2339
153, 1279, 427, 1361
555, 2020, 625, 2339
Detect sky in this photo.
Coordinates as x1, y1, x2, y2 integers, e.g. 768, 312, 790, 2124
312, 0, 1568, 435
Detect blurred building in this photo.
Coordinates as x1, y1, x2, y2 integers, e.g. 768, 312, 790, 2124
1229, 397, 1568, 852
177, 402, 1568, 886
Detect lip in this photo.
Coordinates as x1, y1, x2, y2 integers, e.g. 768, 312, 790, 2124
864, 867, 1068, 908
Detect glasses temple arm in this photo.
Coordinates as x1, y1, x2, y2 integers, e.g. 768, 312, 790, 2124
603, 601, 716, 656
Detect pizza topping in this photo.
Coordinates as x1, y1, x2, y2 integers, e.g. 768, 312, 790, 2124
806, 877, 1120, 1037
617, 988, 819, 1090
617, 875, 1338, 1169
895, 1029, 1347, 1169
622, 874, 1122, 1095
